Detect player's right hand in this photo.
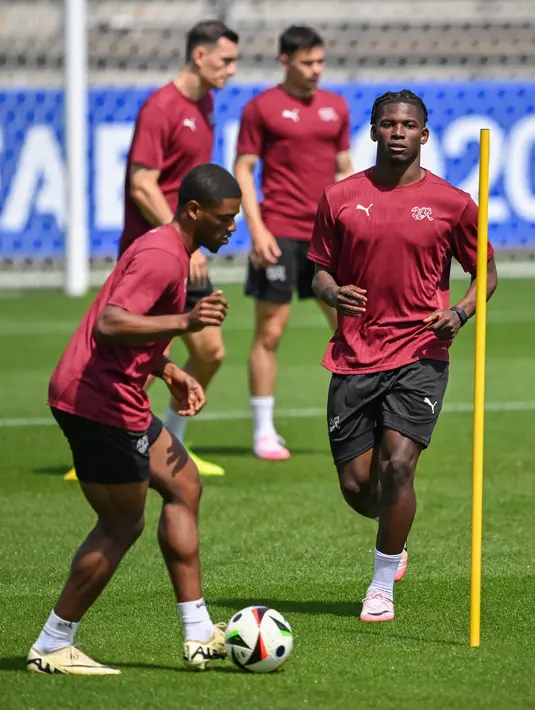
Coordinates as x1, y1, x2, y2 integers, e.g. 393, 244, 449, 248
186, 290, 229, 331
335, 285, 367, 317
250, 229, 282, 268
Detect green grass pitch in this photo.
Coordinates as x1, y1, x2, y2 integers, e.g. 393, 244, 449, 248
1, 279, 535, 709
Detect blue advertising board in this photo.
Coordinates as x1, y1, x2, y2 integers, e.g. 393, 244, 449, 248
1, 83, 535, 259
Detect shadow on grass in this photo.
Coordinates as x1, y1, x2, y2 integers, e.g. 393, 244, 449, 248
0, 656, 239, 674
32, 465, 71, 477
111, 661, 238, 673
0, 657, 26, 672
214, 598, 464, 648
215, 597, 362, 618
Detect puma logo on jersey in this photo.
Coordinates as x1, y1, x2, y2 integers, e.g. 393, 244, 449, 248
356, 203, 373, 217
183, 117, 197, 131
282, 109, 300, 123
424, 397, 438, 413
412, 206, 433, 221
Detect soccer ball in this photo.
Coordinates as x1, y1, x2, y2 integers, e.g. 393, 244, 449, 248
225, 606, 293, 673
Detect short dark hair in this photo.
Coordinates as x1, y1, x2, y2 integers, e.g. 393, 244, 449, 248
186, 20, 239, 61
178, 163, 242, 208
279, 25, 324, 56
371, 90, 429, 126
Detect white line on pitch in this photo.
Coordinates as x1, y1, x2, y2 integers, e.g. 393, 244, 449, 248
3, 400, 535, 429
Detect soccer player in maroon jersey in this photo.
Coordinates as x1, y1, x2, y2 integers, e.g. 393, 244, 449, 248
27, 165, 241, 675
235, 25, 354, 461
64, 20, 239, 483
309, 90, 498, 622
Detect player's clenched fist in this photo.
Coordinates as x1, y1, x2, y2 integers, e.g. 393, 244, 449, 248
186, 290, 229, 331
335, 285, 367, 317
423, 309, 462, 340
161, 363, 206, 416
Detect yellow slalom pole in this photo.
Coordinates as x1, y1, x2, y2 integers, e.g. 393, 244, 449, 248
470, 128, 490, 648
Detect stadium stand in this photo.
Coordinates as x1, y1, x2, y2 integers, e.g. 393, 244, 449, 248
1, 0, 535, 84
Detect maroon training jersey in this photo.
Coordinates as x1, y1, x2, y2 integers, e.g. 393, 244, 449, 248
49, 225, 191, 431
308, 168, 495, 374
119, 83, 214, 254
236, 85, 350, 241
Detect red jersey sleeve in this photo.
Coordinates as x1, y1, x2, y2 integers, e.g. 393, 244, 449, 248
308, 191, 340, 270
129, 101, 168, 171
108, 249, 182, 315
336, 102, 351, 153
236, 99, 265, 157
451, 197, 495, 273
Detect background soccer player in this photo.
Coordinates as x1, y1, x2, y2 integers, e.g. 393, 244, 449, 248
234, 25, 354, 461
308, 90, 498, 622
28, 164, 241, 675
65, 20, 239, 481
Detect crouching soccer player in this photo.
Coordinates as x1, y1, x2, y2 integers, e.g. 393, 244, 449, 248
27, 164, 241, 674
308, 90, 498, 621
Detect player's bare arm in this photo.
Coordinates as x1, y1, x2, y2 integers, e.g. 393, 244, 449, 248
335, 150, 354, 181
189, 249, 209, 287
312, 265, 367, 316
129, 164, 175, 226
234, 153, 281, 267
154, 357, 206, 416
424, 257, 498, 340
95, 293, 228, 346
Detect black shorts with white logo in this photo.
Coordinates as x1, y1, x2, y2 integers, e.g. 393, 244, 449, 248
51, 408, 163, 484
245, 237, 315, 304
327, 359, 449, 466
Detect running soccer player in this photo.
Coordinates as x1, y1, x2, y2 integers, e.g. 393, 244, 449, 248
309, 90, 498, 622
27, 164, 241, 675
234, 25, 354, 461
63, 20, 239, 481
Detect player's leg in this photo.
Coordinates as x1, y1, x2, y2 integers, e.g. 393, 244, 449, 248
246, 239, 295, 460
28, 411, 151, 675
327, 370, 405, 619
327, 372, 382, 513
360, 359, 449, 622
295, 240, 338, 331
148, 422, 226, 669
359, 430, 420, 622
163, 280, 225, 476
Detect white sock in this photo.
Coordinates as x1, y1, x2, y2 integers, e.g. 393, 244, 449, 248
366, 548, 402, 600
178, 598, 213, 642
34, 610, 80, 653
164, 405, 188, 442
250, 396, 277, 440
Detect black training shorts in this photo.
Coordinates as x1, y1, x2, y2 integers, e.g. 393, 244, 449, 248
245, 237, 315, 304
184, 278, 214, 313
51, 408, 163, 484
327, 359, 449, 465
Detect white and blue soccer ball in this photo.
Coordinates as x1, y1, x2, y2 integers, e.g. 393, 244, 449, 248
225, 605, 293, 673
